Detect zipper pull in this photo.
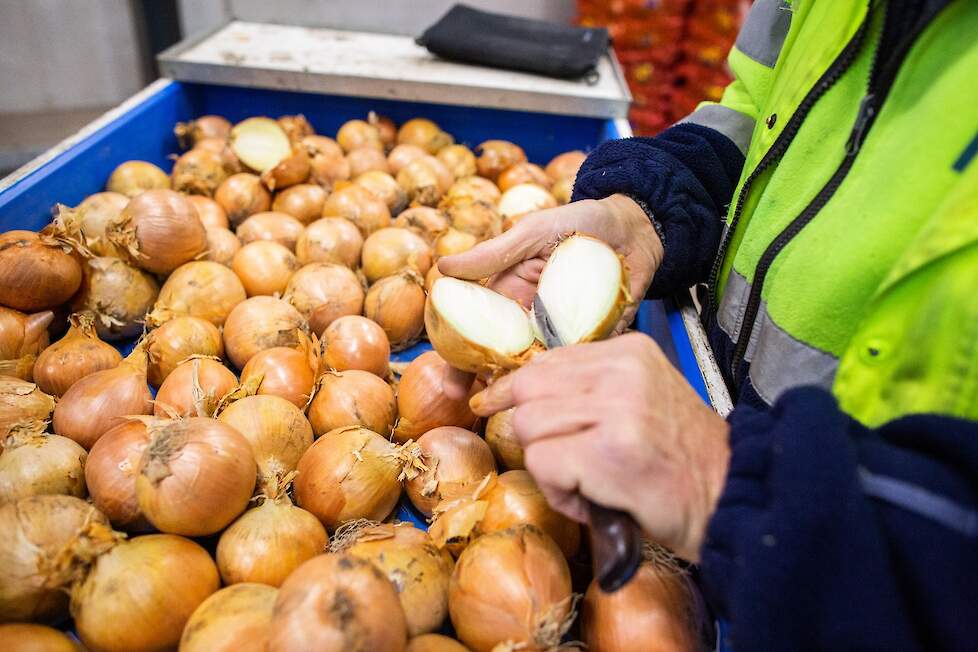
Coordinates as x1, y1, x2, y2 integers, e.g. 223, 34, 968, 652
846, 93, 876, 156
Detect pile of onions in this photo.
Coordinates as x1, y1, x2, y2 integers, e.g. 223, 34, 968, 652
303, 135, 351, 188
232, 241, 300, 297
552, 176, 574, 205
361, 227, 433, 283
0, 307, 52, 380
53, 341, 153, 449
425, 264, 444, 293
72, 192, 130, 256
135, 417, 256, 535
268, 553, 408, 651
355, 170, 407, 214
278, 114, 314, 143
0, 230, 82, 312
446, 201, 501, 240
204, 227, 242, 266
321, 184, 392, 237
405, 427, 496, 516
195, 137, 244, 175
33, 312, 121, 396
105, 160, 170, 197
154, 357, 238, 418
146, 314, 224, 386
222, 296, 306, 369
307, 370, 396, 437
545, 150, 586, 182
437, 145, 477, 178
397, 118, 454, 154
272, 184, 327, 224
71, 257, 159, 340
155, 260, 247, 327
0, 377, 55, 433
433, 228, 478, 259
321, 315, 390, 378
0, 419, 87, 503
260, 146, 310, 191
369, 111, 397, 150
449, 524, 573, 652
0, 624, 79, 651
497, 162, 552, 193
475, 141, 527, 181
85, 419, 154, 530
236, 211, 304, 250
393, 206, 450, 243
498, 183, 558, 226
188, 195, 230, 229
388, 144, 428, 175
485, 408, 524, 470
334, 521, 454, 636
441, 176, 501, 207
364, 271, 426, 350
406, 634, 471, 652
293, 425, 407, 528
180, 583, 278, 652
107, 189, 207, 274
295, 217, 363, 268
171, 148, 229, 196
240, 343, 318, 409
175, 115, 232, 149
392, 351, 479, 443
215, 173, 272, 227
348, 147, 390, 177
283, 263, 364, 335
397, 156, 454, 207
337, 119, 384, 153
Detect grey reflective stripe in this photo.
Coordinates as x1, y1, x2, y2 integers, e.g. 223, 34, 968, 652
858, 467, 978, 538
735, 0, 793, 68
717, 269, 752, 342
679, 104, 756, 156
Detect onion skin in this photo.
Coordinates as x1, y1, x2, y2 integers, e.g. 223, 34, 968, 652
407, 634, 471, 652
545, 150, 586, 182
216, 173, 272, 227
393, 206, 450, 243
441, 176, 501, 208
171, 148, 229, 196
75, 192, 130, 257
449, 525, 573, 652
106, 160, 170, 197
71, 257, 159, 341
293, 426, 404, 528
268, 553, 408, 652
232, 240, 300, 297
348, 147, 390, 177
188, 195, 230, 229
497, 162, 552, 193
308, 370, 396, 437
475, 141, 526, 181
217, 497, 327, 587
72, 534, 220, 652
0, 377, 55, 434
321, 184, 392, 237
397, 156, 454, 207
195, 137, 244, 174
445, 201, 501, 240
361, 227, 433, 283
180, 583, 277, 652
204, 227, 242, 266
369, 112, 398, 150
236, 211, 305, 250
498, 183, 558, 226
485, 408, 524, 470
437, 145, 477, 179
0, 230, 82, 312
425, 264, 443, 293
136, 417, 256, 535
146, 315, 224, 387
278, 114, 314, 143
337, 119, 384, 153
406, 427, 496, 516
304, 135, 351, 188
321, 315, 390, 378
0, 307, 52, 381
175, 115, 232, 149
364, 272, 426, 351
85, 420, 153, 530
433, 228, 477, 259
272, 184, 327, 224
154, 357, 238, 417
240, 346, 317, 409
552, 176, 573, 205
109, 189, 207, 275
397, 118, 454, 154
388, 144, 428, 175
393, 352, 479, 444
355, 170, 407, 215
155, 260, 247, 327
0, 623, 80, 651
296, 217, 363, 268
223, 296, 306, 369
285, 263, 364, 336
0, 421, 87, 504
260, 146, 311, 191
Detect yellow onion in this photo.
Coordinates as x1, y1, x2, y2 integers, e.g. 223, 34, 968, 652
155, 260, 247, 327
445, 201, 501, 240
217, 495, 327, 587
321, 315, 390, 378
195, 137, 244, 174
278, 114, 314, 143
307, 370, 396, 437
552, 176, 574, 205
369, 111, 398, 150
397, 118, 454, 154
406, 427, 495, 516
392, 351, 480, 444
204, 227, 242, 266
284, 263, 364, 335
437, 145, 477, 179
361, 226, 433, 283
272, 183, 327, 224
0, 230, 82, 312
334, 521, 454, 636
407, 634, 471, 652
304, 135, 351, 188
260, 146, 310, 191
433, 228, 477, 259
0, 377, 55, 435
105, 160, 170, 197
0, 307, 52, 380
146, 314, 223, 387
72, 533, 220, 652
348, 146, 391, 177
136, 417, 256, 535
0, 419, 87, 504
107, 189, 207, 274
154, 357, 237, 418
53, 341, 153, 450
388, 143, 428, 175
33, 312, 121, 396
497, 162, 552, 193
171, 148, 229, 196
448, 525, 573, 652
223, 296, 306, 369
236, 211, 305, 250
475, 141, 526, 181
240, 344, 318, 409
215, 173, 272, 227
545, 150, 586, 182
0, 623, 79, 651
485, 408, 523, 470
268, 553, 408, 651
321, 184, 392, 237
74, 192, 130, 256
85, 419, 154, 530
232, 241, 300, 297
355, 170, 408, 214
441, 176, 501, 207
364, 271, 426, 350
217, 394, 313, 491
175, 115, 232, 148
293, 426, 407, 528
425, 264, 444, 293
393, 206, 450, 243
71, 256, 159, 340
337, 119, 384, 153
296, 217, 363, 268
180, 583, 278, 652
397, 156, 454, 207
188, 195, 230, 229
230, 117, 292, 172
498, 183, 558, 227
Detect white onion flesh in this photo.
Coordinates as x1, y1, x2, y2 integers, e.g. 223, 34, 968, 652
431, 279, 534, 356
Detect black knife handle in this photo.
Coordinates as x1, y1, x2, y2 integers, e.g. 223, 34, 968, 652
589, 502, 643, 592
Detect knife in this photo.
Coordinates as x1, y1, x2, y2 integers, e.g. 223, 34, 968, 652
532, 295, 643, 592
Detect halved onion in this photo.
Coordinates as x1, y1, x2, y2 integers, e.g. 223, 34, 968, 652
361, 227, 433, 283
179, 583, 278, 652
295, 217, 363, 268
475, 141, 526, 181
283, 263, 364, 335
236, 211, 305, 250
155, 260, 247, 327
230, 117, 293, 173
364, 271, 426, 351
321, 184, 392, 237
271, 184, 327, 224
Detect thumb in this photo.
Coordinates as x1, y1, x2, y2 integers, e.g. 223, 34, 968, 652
437, 216, 554, 280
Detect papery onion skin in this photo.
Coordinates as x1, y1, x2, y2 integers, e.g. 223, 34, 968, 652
232, 241, 300, 297
223, 296, 306, 369
180, 583, 277, 652
0, 307, 52, 381
272, 184, 327, 225
260, 146, 311, 191
0, 421, 88, 504
475, 141, 527, 181
337, 119, 384, 153
361, 227, 433, 283
146, 315, 224, 387
154, 358, 238, 418
348, 147, 390, 177
437, 145, 477, 179
364, 272, 426, 351
284, 263, 364, 335
545, 150, 586, 182
321, 184, 392, 237
355, 170, 407, 215
296, 217, 363, 268
369, 112, 397, 150
445, 201, 501, 240
498, 183, 558, 224
75, 192, 130, 256
195, 137, 244, 174
293, 426, 404, 528
109, 189, 207, 275
278, 114, 314, 143
0, 623, 80, 651
71, 257, 159, 341
0, 230, 82, 312
397, 118, 454, 154
321, 315, 390, 378
106, 160, 170, 197
236, 211, 305, 250
425, 264, 443, 293
441, 176, 501, 208
268, 553, 408, 652
304, 135, 351, 189
240, 346, 317, 409
85, 420, 153, 530
307, 370, 396, 437
393, 206, 450, 243
72, 534, 220, 652
171, 148, 229, 196
175, 115, 232, 149
497, 162, 552, 193
406, 633, 472, 652
216, 173, 272, 227
552, 176, 574, 205
188, 195, 230, 229
155, 260, 247, 327
388, 144, 428, 176
204, 227, 243, 266
485, 408, 524, 470
0, 376, 55, 434
433, 228, 477, 259
393, 352, 480, 444
397, 156, 454, 207
406, 427, 496, 516
136, 417, 256, 535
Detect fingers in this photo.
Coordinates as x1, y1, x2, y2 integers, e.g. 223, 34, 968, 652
441, 365, 476, 401
512, 398, 599, 446
487, 258, 545, 307
436, 210, 560, 280
469, 372, 517, 416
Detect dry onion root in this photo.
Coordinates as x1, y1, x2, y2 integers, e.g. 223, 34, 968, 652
307, 370, 396, 437
222, 296, 307, 369
498, 183, 558, 231
154, 356, 238, 418
0, 230, 82, 312
236, 212, 305, 250
485, 408, 524, 470
71, 256, 159, 341
405, 426, 496, 516
0, 307, 52, 381
232, 240, 300, 297
321, 315, 391, 378
33, 312, 122, 396
475, 140, 527, 181
105, 160, 170, 197
0, 419, 88, 504
397, 156, 454, 207
397, 117, 454, 154
364, 271, 426, 351
146, 314, 224, 387
155, 260, 247, 327
272, 183, 327, 224
284, 262, 365, 336
0, 377, 55, 435
215, 173, 272, 227
321, 184, 392, 237
296, 217, 363, 268
175, 115, 232, 149
180, 583, 278, 652
85, 419, 154, 530
171, 148, 229, 196
393, 351, 480, 444
393, 206, 450, 243
361, 226, 433, 283
107, 189, 207, 275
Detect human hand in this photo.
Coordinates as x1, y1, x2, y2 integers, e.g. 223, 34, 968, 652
469, 332, 730, 561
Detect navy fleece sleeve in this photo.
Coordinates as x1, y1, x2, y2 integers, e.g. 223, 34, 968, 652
701, 387, 978, 651
571, 124, 744, 297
